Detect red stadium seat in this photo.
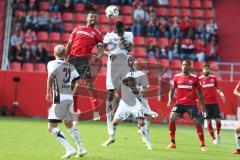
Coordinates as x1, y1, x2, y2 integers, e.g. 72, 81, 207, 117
34, 63, 47, 72
135, 57, 145, 64
49, 12, 61, 18
134, 36, 145, 46
109, 16, 122, 24
208, 61, 219, 71
192, 9, 203, 18
134, 47, 146, 57
37, 32, 48, 41
74, 3, 85, 12
180, 0, 190, 8
64, 23, 74, 32
202, 1, 213, 9
74, 13, 85, 23
62, 12, 73, 22
122, 16, 133, 25
146, 57, 158, 67
193, 61, 205, 70
170, 59, 182, 69
49, 32, 61, 42
180, 9, 190, 17
158, 38, 169, 46
9, 62, 21, 71
146, 37, 157, 45
169, 8, 179, 17
22, 63, 34, 72
156, 8, 168, 17
98, 14, 109, 24
39, 2, 50, 11
191, 0, 201, 8
121, 6, 132, 15
98, 25, 109, 34
169, 0, 178, 7
48, 43, 60, 53
159, 58, 170, 67
61, 33, 70, 42
204, 10, 214, 19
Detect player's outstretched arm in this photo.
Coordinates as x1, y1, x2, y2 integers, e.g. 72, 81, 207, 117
46, 74, 55, 102
94, 42, 106, 62
167, 87, 175, 108
197, 88, 206, 113
234, 88, 240, 97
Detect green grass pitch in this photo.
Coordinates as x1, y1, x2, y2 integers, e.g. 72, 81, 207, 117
0, 117, 239, 160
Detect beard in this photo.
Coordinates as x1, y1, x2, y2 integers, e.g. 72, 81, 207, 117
204, 72, 210, 76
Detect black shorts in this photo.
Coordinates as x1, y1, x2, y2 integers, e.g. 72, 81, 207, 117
68, 55, 92, 80
205, 103, 221, 119
171, 104, 199, 119
48, 119, 62, 123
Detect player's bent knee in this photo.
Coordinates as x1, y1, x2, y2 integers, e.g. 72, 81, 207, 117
236, 126, 240, 133
112, 119, 119, 126
64, 121, 73, 129
138, 120, 145, 127
169, 112, 176, 121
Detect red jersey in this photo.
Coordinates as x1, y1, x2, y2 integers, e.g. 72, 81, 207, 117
235, 81, 240, 91
173, 73, 200, 105
199, 74, 218, 104
68, 26, 103, 57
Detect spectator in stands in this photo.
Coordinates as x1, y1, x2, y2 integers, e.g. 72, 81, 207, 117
180, 39, 197, 60
195, 40, 207, 61
50, 0, 62, 12
131, 15, 143, 36
195, 20, 206, 41
155, 17, 170, 38
206, 18, 218, 41
170, 16, 180, 39
146, 40, 157, 58
15, 11, 25, 30
158, 44, 168, 58
206, 37, 219, 61
157, 0, 169, 5
23, 29, 37, 55
61, 0, 74, 12
36, 11, 50, 32
13, 0, 28, 10
24, 11, 37, 31
180, 16, 194, 39
120, 0, 132, 5
146, 17, 156, 36
132, 0, 144, 8
35, 43, 48, 63
146, 6, 157, 21
168, 38, 181, 61
10, 28, 23, 61
133, 5, 146, 22
27, 0, 39, 10
50, 12, 64, 34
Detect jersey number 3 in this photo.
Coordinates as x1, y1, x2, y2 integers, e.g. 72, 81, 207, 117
63, 68, 71, 83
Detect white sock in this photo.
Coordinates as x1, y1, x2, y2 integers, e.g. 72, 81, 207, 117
236, 133, 240, 149
106, 100, 114, 136
68, 126, 84, 150
110, 125, 117, 140
141, 124, 151, 147
51, 128, 74, 151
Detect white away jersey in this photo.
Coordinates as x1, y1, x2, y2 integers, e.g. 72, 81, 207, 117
47, 59, 80, 103
131, 70, 149, 87
103, 31, 133, 64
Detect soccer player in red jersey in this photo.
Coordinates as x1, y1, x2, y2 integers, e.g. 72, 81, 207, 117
199, 63, 225, 144
65, 12, 104, 121
167, 59, 207, 151
233, 81, 240, 154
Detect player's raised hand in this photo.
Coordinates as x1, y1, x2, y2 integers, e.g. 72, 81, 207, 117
167, 101, 172, 108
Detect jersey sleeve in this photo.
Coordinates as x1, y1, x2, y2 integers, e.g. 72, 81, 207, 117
196, 78, 201, 89
126, 32, 134, 44
71, 68, 80, 81
214, 76, 219, 88
173, 76, 177, 88
47, 61, 57, 75
140, 74, 149, 86
235, 81, 240, 91
95, 29, 103, 43
103, 33, 111, 44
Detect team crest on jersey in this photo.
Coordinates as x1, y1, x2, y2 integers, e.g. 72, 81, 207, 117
189, 80, 193, 85
91, 31, 96, 35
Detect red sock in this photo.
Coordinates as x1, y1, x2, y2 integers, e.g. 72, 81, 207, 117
169, 121, 176, 142
196, 124, 205, 146
73, 96, 78, 113
207, 121, 215, 140
216, 121, 221, 135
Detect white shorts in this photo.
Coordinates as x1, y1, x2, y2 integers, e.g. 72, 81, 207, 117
139, 97, 151, 115
113, 99, 144, 120
48, 100, 75, 122
106, 63, 130, 90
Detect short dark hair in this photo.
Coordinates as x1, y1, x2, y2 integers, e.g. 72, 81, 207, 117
181, 59, 191, 66
114, 21, 125, 29
202, 63, 210, 69
86, 11, 97, 16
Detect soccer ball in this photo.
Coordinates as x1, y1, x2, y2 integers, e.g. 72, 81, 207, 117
105, 5, 119, 18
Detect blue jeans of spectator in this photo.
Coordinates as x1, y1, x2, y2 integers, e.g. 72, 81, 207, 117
121, 0, 132, 5
156, 30, 169, 38
131, 24, 142, 36
196, 52, 206, 61
147, 26, 155, 36
50, 4, 60, 12
148, 51, 156, 57
110, 0, 120, 4
146, 0, 154, 6
180, 53, 197, 61
168, 51, 180, 61
170, 27, 180, 39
